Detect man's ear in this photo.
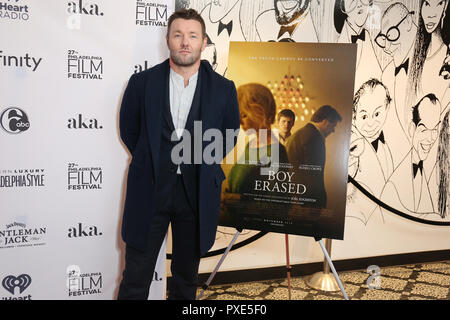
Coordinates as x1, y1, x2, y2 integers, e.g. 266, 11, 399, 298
201, 36, 207, 52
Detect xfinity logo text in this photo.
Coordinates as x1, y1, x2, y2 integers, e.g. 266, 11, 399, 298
0, 51, 42, 71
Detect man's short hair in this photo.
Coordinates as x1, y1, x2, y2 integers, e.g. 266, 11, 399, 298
311, 105, 342, 123
412, 93, 439, 126
277, 109, 296, 122
167, 9, 206, 38
353, 78, 392, 119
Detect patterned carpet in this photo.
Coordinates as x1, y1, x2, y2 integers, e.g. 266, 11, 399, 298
198, 261, 450, 300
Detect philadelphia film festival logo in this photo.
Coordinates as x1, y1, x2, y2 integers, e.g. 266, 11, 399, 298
0, 107, 30, 134
67, 50, 103, 80
0, 50, 42, 71
1, 274, 32, 300
66, 0, 104, 30
135, 0, 167, 27
67, 163, 102, 191
67, 114, 103, 130
68, 223, 102, 238
0, 0, 31, 22
0, 222, 47, 249
66, 265, 102, 297
0, 168, 45, 188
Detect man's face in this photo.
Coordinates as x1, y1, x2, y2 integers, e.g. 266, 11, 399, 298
354, 85, 389, 140
411, 98, 440, 161
209, 0, 240, 23
167, 18, 206, 67
278, 116, 294, 135
274, 0, 310, 25
379, 8, 412, 59
322, 119, 339, 138
345, 0, 372, 28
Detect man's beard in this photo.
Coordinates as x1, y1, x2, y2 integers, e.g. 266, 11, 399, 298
274, 0, 309, 25
170, 49, 201, 67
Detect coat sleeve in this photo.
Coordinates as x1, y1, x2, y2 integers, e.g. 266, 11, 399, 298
119, 74, 141, 154
222, 80, 240, 159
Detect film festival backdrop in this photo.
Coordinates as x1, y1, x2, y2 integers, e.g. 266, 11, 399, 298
1, 0, 450, 300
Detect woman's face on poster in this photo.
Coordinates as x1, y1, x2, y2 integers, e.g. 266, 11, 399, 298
421, 0, 448, 34
343, 0, 372, 28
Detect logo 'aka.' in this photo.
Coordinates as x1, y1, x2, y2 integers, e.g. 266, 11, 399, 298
2, 274, 32, 295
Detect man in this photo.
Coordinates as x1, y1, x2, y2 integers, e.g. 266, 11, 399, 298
353, 78, 394, 181
381, 94, 441, 214
256, 0, 319, 42
377, 3, 417, 165
275, 109, 295, 145
286, 105, 342, 208
118, 9, 240, 300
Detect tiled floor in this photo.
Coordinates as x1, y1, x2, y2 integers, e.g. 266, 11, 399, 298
198, 261, 450, 300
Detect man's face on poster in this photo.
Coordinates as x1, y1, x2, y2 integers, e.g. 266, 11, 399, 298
411, 98, 440, 161
274, 0, 310, 25
209, 0, 240, 23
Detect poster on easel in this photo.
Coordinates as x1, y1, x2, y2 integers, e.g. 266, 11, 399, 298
219, 42, 356, 240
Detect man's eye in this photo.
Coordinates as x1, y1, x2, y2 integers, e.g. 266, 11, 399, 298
362, 115, 367, 120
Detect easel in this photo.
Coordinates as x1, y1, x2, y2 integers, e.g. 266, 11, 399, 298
196, 230, 349, 300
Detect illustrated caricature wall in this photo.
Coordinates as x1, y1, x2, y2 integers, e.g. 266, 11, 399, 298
175, 0, 450, 275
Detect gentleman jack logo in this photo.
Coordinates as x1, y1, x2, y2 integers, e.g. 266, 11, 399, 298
67, 50, 103, 80
135, 0, 167, 26
0, 222, 47, 249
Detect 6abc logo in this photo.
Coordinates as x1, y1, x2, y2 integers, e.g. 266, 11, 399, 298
0, 107, 30, 134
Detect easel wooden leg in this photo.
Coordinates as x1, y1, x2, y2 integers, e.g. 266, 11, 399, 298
285, 234, 292, 300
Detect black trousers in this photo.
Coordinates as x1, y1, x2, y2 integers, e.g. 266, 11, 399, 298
117, 175, 200, 300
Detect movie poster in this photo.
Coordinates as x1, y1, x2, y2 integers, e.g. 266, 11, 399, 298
219, 42, 356, 240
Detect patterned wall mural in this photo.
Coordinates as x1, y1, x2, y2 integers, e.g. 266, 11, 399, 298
176, 0, 450, 229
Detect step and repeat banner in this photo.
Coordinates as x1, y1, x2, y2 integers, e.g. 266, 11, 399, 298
0, 0, 173, 300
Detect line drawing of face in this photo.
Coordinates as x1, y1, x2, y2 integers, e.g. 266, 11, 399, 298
209, 0, 239, 23
343, 0, 372, 29
421, 0, 448, 33
274, 0, 310, 25
167, 18, 206, 67
411, 97, 441, 161
354, 85, 389, 140
377, 7, 414, 62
